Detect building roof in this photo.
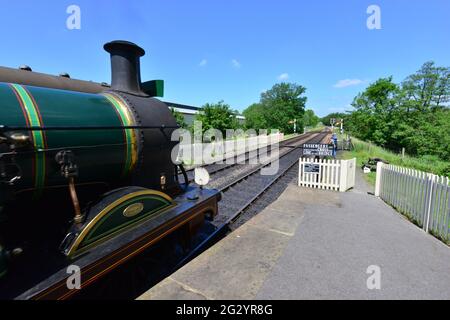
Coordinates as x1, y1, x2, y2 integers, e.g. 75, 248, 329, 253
164, 101, 245, 119
164, 101, 199, 111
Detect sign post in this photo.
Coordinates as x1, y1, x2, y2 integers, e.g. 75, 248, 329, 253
330, 118, 336, 130
289, 119, 297, 133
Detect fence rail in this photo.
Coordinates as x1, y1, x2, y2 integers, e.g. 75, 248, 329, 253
375, 162, 450, 243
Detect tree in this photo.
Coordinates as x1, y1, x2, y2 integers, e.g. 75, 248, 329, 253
348, 77, 400, 147
170, 107, 188, 129
320, 112, 348, 127
195, 101, 240, 134
402, 61, 450, 112
303, 109, 320, 128
394, 62, 450, 159
243, 82, 307, 133
345, 61, 450, 162
242, 103, 268, 130
260, 83, 307, 133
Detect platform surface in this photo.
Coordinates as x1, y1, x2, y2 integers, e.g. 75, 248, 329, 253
138, 170, 450, 300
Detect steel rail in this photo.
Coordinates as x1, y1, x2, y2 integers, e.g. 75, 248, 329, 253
172, 130, 330, 270
182, 131, 321, 182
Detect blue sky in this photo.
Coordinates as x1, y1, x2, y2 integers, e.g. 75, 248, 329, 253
0, 0, 449, 116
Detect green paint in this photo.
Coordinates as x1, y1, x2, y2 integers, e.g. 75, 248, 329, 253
142, 80, 164, 97
80, 195, 172, 249
0, 82, 134, 199
0, 83, 33, 189
10, 84, 46, 192
103, 93, 135, 177
25, 85, 126, 186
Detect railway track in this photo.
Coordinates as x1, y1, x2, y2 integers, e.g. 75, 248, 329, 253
74, 129, 331, 299
173, 129, 331, 269
181, 131, 323, 183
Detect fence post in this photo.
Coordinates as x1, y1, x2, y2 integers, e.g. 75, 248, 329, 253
339, 159, 347, 192
424, 174, 435, 233
375, 162, 384, 197
298, 159, 301, 187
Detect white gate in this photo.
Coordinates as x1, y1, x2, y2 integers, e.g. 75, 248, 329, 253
298, 158, 356, 192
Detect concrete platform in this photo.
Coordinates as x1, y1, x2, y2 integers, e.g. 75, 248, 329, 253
138, 171, 450, 300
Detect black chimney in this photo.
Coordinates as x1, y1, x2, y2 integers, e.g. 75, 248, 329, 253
104, 40, 146, 96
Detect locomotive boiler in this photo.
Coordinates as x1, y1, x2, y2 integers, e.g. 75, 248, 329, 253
0, 41, 220, 299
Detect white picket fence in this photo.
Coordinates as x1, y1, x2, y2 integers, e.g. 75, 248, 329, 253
298, 158, 356, 192
375, 162, 450, 242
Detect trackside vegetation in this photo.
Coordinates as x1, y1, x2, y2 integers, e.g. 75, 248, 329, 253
339, 135, 450, 185
177, 82, 321, 136
325, 61, 449, 179
243, 83, 310, 134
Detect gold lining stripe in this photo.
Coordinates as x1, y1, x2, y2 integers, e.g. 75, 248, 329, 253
103, 93, 138, 177
9, 83, 47, 195
66, 190, 174, 257
34, 201, 218, 300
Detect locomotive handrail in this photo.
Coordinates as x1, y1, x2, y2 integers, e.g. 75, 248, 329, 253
0, 125, 180, 131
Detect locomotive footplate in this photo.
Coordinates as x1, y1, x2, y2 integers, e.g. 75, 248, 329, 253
15, 186, 220, 300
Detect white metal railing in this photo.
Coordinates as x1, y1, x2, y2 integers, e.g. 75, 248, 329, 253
375, 162, 450, 242
298, 158, 356, 192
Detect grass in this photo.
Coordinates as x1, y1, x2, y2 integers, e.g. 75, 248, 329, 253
304, 123, 325, 133
338, 134, 450, 185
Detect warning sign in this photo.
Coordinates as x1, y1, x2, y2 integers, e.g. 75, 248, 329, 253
304, 163, 320, 174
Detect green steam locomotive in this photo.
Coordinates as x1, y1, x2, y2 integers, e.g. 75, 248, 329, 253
0, 40, 220, 299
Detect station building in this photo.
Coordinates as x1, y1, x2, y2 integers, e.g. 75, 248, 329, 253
165, 102, 246, 126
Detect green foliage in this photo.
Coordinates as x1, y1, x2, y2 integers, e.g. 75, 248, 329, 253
170, 107, 188, 129
303, 109, 320, 127
340, 135, 450, 180
243, 82, 307, 133
194, 101, 240, 134
346, 61, 450, 162
402, 61, 450, 111
347, 77, 400, 146
320, 112, 348, 127
242, 103, 268, 130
